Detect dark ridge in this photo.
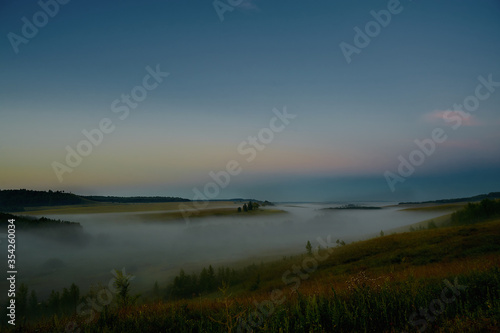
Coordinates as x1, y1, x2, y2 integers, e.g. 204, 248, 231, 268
0, 189, 86, 211
323, 204, 381, 210
0, 189, 273, 212
206, 199, 275, 206
81, 196, 191, 203
0, 189, 192, 212
399, 192, 500, 205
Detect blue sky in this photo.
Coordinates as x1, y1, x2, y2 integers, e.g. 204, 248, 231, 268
1, 0, 500, 202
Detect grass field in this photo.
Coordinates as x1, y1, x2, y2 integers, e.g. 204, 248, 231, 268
12, 201, 185, 215
13, 201, 286, 221
399, 203, 468, 212
138, 207, 287, 222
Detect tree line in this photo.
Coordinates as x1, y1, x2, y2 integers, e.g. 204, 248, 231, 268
237, 201, 260, 213
0, 212, 89, 246
0, 189, 85, 211
81, 195, 190, 203
1, 270, 136, 328
2, 283, 80, 325
450, 198, 500, 225
164, 263, 263, 300
0, 189, 193, 212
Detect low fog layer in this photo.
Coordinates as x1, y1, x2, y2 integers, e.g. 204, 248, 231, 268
5, 204, 449, 298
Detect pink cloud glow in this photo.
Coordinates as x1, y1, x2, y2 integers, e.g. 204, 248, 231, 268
423, 110, 482, 127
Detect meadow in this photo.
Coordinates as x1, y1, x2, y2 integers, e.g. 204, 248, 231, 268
15, 201, 286, 222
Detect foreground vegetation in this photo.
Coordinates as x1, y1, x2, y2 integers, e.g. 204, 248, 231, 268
18, 265, 498, 332
5, 200, 500, 332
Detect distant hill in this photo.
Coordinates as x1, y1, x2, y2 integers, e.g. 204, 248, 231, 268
322, 204, 381, 210
81, 195, 190, 204
399, 192, 500, 205
0, 189, 191, 212
0, 189, 87, 211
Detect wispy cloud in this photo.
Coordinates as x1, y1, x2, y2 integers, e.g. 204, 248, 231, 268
422, 110, 483, 127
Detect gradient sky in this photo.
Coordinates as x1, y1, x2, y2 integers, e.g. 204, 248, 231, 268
1, 0, 500, 202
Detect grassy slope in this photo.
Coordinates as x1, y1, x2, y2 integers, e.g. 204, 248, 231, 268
235, 218, 500, 295
388, 212, 453, 233
387, 202, 465, 233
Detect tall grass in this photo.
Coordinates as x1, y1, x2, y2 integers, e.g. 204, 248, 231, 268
19, 267, 499, 332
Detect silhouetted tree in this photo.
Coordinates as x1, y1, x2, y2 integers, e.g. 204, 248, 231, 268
48, 290, 60, 314
427, 221, 438, 229
69, 283, 80, 312
153, 281, 160, 301
306, 241, 312, 255
28, 290, 39, 319
61, 287, 71, 314
249, 273, 260, 291
208, 265, 216, 290
113, 269, 135, 307
199, 267, 210, 292
17, 283, 29, 320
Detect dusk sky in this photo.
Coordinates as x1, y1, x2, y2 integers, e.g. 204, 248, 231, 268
1, 0, 500, 202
